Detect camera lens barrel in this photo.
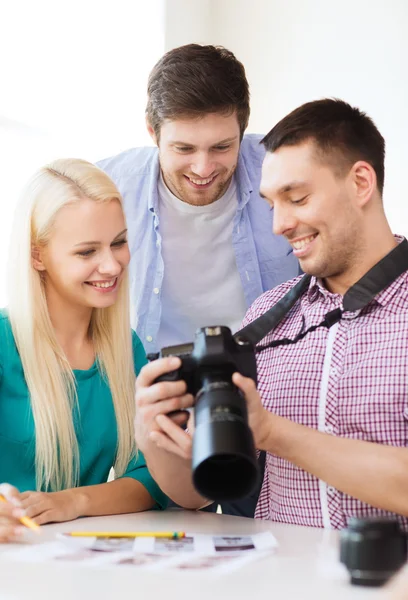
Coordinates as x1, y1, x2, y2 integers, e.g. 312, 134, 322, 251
340, 517, 407, 587
192, 381, 259, 501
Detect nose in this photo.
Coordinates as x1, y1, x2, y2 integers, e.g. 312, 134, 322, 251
272, 203, 297, 237
98, 249, 122, 277
191, 152, 216, 178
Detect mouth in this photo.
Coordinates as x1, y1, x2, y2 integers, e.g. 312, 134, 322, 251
85, 277, 119, 293
290, 233, 318, 257
184, 174, 218, 189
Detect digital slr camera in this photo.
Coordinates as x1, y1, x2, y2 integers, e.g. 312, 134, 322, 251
149, 326, 259, 501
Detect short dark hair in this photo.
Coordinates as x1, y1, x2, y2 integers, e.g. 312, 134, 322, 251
261, 99, 385, 194
146, 44, 250, 141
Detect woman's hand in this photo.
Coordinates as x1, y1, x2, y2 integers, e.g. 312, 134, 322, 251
135, 357, 194, 459
0, 483, 26, 542
19, 489, 84, 525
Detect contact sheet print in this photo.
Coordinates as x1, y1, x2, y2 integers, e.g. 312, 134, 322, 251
5, 531, 277, 573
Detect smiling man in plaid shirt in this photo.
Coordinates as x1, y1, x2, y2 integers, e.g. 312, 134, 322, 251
134, 98, 408, 528
231, 98, 408, 528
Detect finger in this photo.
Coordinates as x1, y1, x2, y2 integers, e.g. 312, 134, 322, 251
33, 511, 55, 526
0, 503, 25, 521
137, 380, 189, 408
155, 414, 193, 456
19, 495, 42, 510
232, 372, 257, 396
0, 483, 22, 507
187, 410, 195, 435
136, 357, 182, 388
23, 502, 47, 519
0, 525, 25, 543
149, 430, 192, 460
0, 508, 25, 531
140, 394, 194, 421
19, 491, 37, 501
169, 410, 190, 427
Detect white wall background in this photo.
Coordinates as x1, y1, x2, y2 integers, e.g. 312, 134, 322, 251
1, 0, 407, 304
0, 0, 165, 305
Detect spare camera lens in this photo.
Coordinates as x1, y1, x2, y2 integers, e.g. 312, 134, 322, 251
340, 517, 407, 587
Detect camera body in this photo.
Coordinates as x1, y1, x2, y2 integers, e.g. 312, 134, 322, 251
149, 326, 259, 501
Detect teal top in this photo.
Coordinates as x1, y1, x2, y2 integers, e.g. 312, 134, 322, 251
0, 310, 168, 509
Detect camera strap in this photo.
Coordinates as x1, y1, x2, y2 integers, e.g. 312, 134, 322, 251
236, 238, 408, 350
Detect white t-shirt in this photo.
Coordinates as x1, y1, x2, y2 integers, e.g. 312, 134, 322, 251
156, 174, 248, 349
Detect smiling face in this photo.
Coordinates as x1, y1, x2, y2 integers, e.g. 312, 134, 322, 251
151, 111, 241, 206
260, 141, 364, 285
33, 198, 130, 312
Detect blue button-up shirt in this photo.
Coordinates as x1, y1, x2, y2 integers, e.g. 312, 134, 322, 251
98, 134, 300, 353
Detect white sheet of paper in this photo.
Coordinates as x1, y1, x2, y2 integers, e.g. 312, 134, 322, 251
3, 531, 278, 573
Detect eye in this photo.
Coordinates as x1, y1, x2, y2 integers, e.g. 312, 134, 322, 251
175, 146, 193, 153
213, 145, 231, 152
76, 249, 95, 258
291, 195, 308, 204
111, 239, 127, 248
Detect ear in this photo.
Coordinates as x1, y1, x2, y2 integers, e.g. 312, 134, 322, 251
31, 246, 46, 272
145, 116, 158, 146
349, 161, 377, 207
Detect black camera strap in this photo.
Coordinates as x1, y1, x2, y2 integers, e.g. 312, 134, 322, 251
236, 238, 408, 351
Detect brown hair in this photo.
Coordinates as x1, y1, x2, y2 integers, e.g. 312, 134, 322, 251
146, 44, 250, 141
262, 98, 385, 194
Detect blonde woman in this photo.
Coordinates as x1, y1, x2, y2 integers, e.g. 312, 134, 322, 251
0, 159, 167, 542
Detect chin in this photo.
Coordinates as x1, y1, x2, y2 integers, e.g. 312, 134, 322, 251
94, 297, 117, 308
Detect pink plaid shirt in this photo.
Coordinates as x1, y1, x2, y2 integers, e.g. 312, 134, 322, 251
243, 249, 408, 529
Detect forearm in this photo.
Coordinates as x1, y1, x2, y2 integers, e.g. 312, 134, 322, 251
264, 413, 408, 515
70, 477, 155, 517
143, 442, 209, 510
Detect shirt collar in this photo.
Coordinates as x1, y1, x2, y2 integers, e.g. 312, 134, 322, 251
306, 235, 408, 308
235, 145, 253, 209
306, 277, 337, 304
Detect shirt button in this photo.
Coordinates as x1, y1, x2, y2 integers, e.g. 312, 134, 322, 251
327, 486, 336, 495
325, 425, 334, 435
146, 336, 153, 342
153, 287, 160, 294
156, 240, 160, 248
330, 367, 338, 376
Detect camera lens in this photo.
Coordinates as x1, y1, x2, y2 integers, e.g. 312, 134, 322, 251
191, 380, 259, 501
340, 517, 407, 587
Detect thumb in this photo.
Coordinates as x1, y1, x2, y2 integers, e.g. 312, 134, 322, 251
232, 372, 256, 395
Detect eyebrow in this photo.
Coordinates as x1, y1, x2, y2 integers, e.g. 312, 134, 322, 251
260, 181, 308, 199
278, 181, 308, 194
74, 229, 127, 247
170, 136, 239, 147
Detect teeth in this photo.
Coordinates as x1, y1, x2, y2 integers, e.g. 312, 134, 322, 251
89, 279, 116, 289
188, 176, 215, 186
292, 235, 317, 250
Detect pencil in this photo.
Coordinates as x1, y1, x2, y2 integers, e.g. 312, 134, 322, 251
66, 531, 186, 539
0, 494, 41, 532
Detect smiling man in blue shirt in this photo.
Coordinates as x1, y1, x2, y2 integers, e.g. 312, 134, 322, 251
98, 44, 300, 517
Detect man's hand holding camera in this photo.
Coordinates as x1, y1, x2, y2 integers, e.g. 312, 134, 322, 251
134, 357, 208, 509
232, 372, 273, 451
135, 356, 194, 459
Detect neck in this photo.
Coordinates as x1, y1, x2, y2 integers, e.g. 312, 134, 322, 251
324, 226, 398, 296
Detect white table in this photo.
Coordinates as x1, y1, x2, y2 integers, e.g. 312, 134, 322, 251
0, 510, 399, 600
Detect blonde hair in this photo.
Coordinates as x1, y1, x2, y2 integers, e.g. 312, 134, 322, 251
8, 159, 136, 491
